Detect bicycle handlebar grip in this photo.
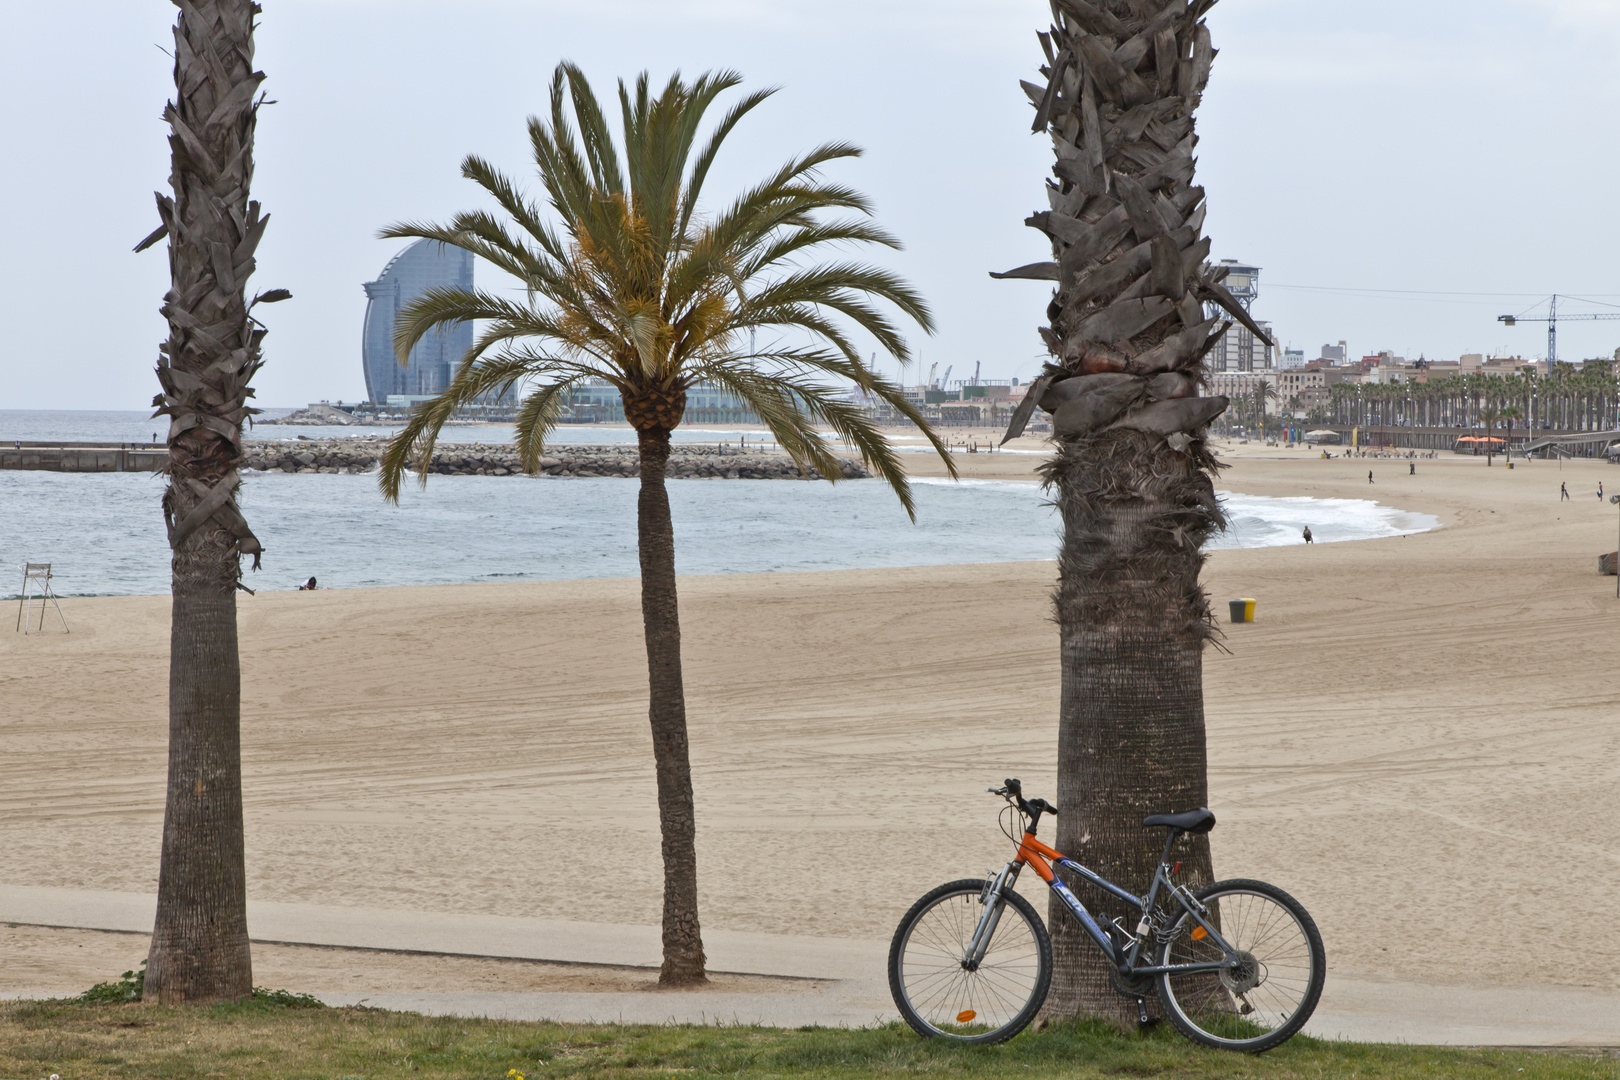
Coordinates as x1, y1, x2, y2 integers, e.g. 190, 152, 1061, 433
1004, 778, 1022, 796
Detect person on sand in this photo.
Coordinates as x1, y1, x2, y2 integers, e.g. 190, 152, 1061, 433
1409, 462, 1415, 475
1600, 483, 1605, 500
1562, 482, 1570, 501
298, 576, 317, 591
1368, 470, 1373, 484
1302, 526, 1313, 544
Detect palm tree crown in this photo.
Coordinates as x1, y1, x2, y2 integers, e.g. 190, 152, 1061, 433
378, 62, 951, 510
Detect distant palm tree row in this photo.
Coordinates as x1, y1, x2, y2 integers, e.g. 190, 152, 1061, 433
1321, 362, 1620, 436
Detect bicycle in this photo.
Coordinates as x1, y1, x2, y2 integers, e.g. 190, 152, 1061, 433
887, 779, 1325, 1052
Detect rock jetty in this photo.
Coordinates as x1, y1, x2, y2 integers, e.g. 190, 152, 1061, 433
242, 440, 869, 480
258, 403, 368, 426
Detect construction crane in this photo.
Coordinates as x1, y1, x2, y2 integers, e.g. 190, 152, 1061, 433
1497, 295, 1620, 363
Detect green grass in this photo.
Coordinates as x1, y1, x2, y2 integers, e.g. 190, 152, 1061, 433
0, 998, 1612, 1080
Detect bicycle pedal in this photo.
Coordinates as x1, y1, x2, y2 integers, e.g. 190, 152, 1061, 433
1135, 998, 1158, 1028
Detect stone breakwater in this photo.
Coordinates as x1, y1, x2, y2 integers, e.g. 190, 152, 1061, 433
242, 440, 870, 480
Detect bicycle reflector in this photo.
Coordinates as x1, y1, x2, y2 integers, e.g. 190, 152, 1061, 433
1191, 926, 1208, 941
956, 1010, 977, 1023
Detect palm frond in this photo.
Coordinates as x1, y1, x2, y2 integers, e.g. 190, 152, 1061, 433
512, 378, 581, 472
457, 156, 569, 263
378, 351, 575, 503
676, 85, 776, 242
698, 366, 848, 479
389, 286, 563, 364
560, 62, 625, 195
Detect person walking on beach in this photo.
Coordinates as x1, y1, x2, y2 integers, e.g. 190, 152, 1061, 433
1302, 526, 1313, 544
1561, 482, 1570, 500
1409, 462, 1415, 475
1368, 470, 1374, 484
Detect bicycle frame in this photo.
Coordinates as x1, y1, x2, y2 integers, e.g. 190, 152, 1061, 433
976, 826, 1234, 979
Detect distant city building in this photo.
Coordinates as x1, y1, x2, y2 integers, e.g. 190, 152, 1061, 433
1208, 370, 1265, 407
1275, 366, 1346, 415
361, 240, 476, 405
1206, 260, 1272, 371
1279, 348, 1306, 369
1210, 320, 1274, 371
1320, 341, 1347, 364
1216, 260, 1260, 309
568, 379, 765, 424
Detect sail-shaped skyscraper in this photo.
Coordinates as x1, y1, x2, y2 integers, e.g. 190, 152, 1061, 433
361, 240, 475, 404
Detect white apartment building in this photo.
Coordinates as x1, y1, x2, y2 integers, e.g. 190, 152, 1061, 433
1209, 320, 1275, 371
1207, 370, 1266, 409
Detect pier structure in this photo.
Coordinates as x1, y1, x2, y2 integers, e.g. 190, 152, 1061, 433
1318, 425, 1620, 457
1, 442, 168, 473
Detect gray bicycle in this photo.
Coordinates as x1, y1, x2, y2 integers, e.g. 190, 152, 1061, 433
888, 779, 1325, 1052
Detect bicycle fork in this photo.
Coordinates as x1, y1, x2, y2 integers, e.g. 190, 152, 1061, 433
963, 861, 1022, 969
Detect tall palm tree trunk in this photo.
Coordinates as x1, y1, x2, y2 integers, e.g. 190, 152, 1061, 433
999, 0, 1246, 1025
1043, 435, 1219, 1024
136, 0, 273, 1005
630, 395, 707, 986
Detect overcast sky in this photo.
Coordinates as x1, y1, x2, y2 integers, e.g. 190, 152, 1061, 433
3, 0, 1618, 410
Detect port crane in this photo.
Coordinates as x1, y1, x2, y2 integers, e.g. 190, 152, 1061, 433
1498, 294, 1620, 363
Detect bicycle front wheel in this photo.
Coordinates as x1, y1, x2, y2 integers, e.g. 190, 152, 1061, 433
888, 878, 1051, 1044
1155, 878, 1325, 1053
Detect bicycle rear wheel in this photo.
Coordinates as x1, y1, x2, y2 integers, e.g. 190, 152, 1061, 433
888, 878, 1051, 1044
1155, 878, 1325, 1052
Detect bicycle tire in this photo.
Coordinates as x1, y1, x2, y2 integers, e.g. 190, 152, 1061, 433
888, 878, 1052, 1044
1154, 878, 1325, 1053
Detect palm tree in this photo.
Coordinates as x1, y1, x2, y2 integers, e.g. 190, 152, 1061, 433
1252, 378, 1277, 435
994, 0, 1252, 1024
377, 63, 949, 985
1500, 405, 1522, 460
132, 0, 285, 1004
1481, 405, 1500, 464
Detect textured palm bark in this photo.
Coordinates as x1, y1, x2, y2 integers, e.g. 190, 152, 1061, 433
1040, 432, 1217, 1025
149, 557, 251, 1003
634, 426, 708, 986
994, 0, 1251, 1027
141, 0, 272, 1005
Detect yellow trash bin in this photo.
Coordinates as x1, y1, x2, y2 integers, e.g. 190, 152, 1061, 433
1228, 598, 1257, 623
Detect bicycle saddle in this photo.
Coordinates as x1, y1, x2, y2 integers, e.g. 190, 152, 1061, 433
1142, 808, 1215, 833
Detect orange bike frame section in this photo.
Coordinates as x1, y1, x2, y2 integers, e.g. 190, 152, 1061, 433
1016, 833, 1063, 882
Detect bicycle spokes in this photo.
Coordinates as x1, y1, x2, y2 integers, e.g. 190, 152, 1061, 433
890, 882, 1050, 1043
1157, 884, 1323, 1049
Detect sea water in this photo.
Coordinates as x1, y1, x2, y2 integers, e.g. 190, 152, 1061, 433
0, 470, 1437, 599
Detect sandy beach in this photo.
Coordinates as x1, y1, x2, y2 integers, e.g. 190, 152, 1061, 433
3, 441, 1618, 1011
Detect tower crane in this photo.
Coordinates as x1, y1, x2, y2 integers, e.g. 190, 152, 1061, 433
1497, 295, 1620, 363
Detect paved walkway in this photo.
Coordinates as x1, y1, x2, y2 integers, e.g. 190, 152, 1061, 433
4, 886, 1615, 1045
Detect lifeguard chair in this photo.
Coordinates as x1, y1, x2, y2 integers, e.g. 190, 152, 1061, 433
16, 563, 68, 633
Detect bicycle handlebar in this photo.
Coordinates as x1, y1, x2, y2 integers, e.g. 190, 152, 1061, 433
988, 778, 1058, 818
